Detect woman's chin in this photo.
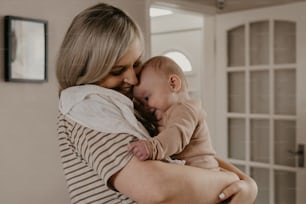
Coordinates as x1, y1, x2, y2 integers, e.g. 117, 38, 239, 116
120, 89, 133, 99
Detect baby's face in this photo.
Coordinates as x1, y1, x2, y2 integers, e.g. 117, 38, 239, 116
133, 67, 176, 120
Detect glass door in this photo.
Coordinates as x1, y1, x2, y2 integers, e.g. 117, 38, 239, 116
216, 2, 306, 204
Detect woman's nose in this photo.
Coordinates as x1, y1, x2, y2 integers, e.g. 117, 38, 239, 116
124, 67, 138, 85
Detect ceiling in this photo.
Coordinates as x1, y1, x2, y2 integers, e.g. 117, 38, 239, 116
171, 0, 306, 13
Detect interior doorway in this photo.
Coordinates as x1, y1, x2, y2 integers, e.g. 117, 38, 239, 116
149, 4, 204, 101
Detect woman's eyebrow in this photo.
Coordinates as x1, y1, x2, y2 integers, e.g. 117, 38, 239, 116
113, 56, 143, 68
111, 65, 125, 69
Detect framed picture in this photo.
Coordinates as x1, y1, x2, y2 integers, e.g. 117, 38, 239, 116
4, 16, 48, 82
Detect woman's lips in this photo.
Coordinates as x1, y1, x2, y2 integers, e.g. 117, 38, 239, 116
119, 86, 133, 97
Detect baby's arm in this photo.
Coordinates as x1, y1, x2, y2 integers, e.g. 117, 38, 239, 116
130, 104, 198, 161
128, 140, 152, 160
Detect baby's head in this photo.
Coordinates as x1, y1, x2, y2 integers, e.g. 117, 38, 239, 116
133, 56, 188, 119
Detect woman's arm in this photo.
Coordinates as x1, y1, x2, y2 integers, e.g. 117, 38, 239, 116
112, 157, 239, 204
216, 157, 258, 204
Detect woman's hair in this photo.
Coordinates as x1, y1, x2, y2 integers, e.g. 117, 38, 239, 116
56, 3, 144, 93
142, 56, 188, 91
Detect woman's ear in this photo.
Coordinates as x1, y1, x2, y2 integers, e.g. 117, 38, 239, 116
168, 74, 182, 92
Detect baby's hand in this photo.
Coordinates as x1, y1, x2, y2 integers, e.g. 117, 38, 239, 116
128, 140, 151, 161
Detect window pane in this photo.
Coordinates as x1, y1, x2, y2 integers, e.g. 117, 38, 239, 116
274, 120, 296, 166
274, 21, 296, 64
250, 71, 269, 113
228, 72, 245, 113
250, 119, 270, 163
250, 21, 269, 65
228, 25, 245, 66
228, 118, 245, 160
275, 170, 296, 204
274, 69, 296, 115
251, 167, 270, 204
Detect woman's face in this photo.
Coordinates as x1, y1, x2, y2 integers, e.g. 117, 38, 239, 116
98, 39, 143, 98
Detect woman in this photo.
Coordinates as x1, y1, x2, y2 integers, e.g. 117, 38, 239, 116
56, 3, 257, 204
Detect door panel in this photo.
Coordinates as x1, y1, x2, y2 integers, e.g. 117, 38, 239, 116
216, 2, 306, 204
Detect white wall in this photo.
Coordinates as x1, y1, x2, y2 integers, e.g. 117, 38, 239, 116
0, 0, 148, 203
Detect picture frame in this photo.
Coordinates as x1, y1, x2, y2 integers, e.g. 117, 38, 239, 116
4, 16, 48, 82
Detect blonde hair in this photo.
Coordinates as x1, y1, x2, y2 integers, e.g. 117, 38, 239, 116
142, 56, 188, 91
56, 3, 144, 93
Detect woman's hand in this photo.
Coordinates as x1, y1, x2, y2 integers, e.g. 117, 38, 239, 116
216, 157, 258, 204
218, 175, 258, 204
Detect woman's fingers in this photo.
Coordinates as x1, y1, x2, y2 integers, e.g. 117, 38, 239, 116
219, 179, 257, 204
219, 192, 227, 200
218, 180, 242, 203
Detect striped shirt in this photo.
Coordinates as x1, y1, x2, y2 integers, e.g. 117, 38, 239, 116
57, 113, 137, 204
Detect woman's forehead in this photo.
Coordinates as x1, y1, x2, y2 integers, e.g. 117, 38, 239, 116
116, 39, 143, 65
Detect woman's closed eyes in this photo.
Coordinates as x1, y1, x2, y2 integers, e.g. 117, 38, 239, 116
110, 60, 142, 76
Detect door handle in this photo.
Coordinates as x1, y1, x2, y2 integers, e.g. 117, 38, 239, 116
288, 144, 304, 168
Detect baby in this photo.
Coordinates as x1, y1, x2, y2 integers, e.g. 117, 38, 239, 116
129, 56, 219, 170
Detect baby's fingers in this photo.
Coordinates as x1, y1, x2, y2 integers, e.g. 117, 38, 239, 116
127, 141, 149, 161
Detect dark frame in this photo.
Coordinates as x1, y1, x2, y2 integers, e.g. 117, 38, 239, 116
4, 16, 48, 82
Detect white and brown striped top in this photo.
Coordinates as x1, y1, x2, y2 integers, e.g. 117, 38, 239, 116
57, 113, 137, 204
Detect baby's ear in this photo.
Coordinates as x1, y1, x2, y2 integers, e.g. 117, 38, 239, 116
168, 74, 182, 92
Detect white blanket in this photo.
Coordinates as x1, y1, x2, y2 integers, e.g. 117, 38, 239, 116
59, 85, 151, 141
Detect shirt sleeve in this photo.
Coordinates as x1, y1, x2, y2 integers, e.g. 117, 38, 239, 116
79, 129, 135, 190
149, 103, 198, 160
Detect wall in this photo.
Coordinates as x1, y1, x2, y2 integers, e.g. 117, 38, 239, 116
0, 0, 148, 203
